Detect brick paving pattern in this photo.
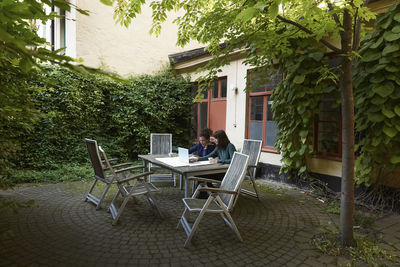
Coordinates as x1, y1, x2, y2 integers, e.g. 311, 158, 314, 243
0, 181, 399, 266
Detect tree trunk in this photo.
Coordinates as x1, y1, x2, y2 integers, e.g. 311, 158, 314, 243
339, 9, 355, 247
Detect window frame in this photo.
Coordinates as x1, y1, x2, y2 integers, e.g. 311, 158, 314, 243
247, 68, 281, 153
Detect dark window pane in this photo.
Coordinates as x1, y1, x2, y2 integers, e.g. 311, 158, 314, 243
191, 104, 198, 140
318, 122, 339, 154
250, 69, 282, 92
317, 95, 340, 154
220, 78, 227, 98
213, 80, 219, 98
202, 90, 208, 99
200, 103, 208, 132
250, 97, 264, 121
250, 122, 263, 140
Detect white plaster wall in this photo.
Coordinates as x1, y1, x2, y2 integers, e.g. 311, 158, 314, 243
75, 0, 201, 76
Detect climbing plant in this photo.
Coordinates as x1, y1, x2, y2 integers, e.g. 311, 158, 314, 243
273, 39, 340, 179
353, 4, 400, 186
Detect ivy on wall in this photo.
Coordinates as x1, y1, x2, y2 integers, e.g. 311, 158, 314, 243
273, 4, 400, 187
353, 4, 400, 186
273, 39, 340, 179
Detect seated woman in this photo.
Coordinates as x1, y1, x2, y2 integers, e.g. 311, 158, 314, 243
189, 128, 215, 157
191, 129, 236, 165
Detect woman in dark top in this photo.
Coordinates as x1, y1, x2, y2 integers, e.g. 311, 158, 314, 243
191, 130, 236, 164
189, 128, 215, 157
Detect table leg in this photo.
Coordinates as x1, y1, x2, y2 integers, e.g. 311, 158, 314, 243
183, 174, 189, 198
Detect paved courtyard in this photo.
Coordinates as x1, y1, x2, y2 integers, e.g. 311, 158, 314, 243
0, 180, 399, 266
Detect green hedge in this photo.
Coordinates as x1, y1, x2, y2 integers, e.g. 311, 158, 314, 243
14, 66, 192, 170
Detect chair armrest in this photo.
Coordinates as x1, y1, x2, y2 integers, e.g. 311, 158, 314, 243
114, 165, 145, 174
198, 187, 237, 194
102, 158, 118, 163
187, 176, 222, 184
117, 171, 153, 184
111, 162, 137, 169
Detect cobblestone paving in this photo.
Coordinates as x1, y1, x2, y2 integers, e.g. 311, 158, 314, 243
0, 181, 399, 266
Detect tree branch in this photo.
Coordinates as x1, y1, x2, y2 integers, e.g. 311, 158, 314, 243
276, 15, 341, 53
327, 2, 341, 27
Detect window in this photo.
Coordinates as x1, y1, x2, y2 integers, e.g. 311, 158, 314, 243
247, 69, 281, 151
191, 77, 227, 139
315, 96, 342, 158
314, 56, 342, 159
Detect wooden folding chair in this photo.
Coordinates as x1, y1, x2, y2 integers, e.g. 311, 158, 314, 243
84, 138, 134, 210
240, 139, 262, 199
100, 146, 162, 225
177, 152, 249, 247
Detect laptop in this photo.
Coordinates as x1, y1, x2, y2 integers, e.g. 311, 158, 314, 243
178, 147, 194, 164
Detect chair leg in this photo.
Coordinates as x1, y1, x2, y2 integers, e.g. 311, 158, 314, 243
177, 207, 188, 229
249, 169, 260, 199
183, 196, 214, 248
85, 179, 98, 202
111, 195, 131, 226
96, 183, 111, 210
215, 196, 243, 242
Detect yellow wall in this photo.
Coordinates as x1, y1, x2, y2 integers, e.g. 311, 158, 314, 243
76, 0, 201, 76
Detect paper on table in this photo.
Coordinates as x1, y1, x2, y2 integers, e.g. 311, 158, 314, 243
155, 157, 213, 167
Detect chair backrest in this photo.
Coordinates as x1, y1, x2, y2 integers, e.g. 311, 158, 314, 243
241, 139, 262, 167
150, 133, 172, 154
219, 152, 249, 210
85, 139, 106, 180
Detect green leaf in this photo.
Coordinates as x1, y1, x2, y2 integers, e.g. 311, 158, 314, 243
383, 126, 397, 138
394, 13, 400, 22
372, 137, 381, 147
383, 31, 400, 41
370, 75, 385, 83
372, 83, 394, 98
385, 65, 400, 72
382, 106, 395, 118
368, 113, 385, 122
362, 50, 381, 62
395, 106, 400, 117
269, 3, 279, 18
392, 25, 400, 33
299, 130, 308, 138
100, 0, 113, 6
293, 75, 305, 84
308, 52, 324, 61
371, 96, 386, 105
235, 7, 257, 23
370, 37, 383, 48
381, 15, 393, 29
299, 166, 307, 173
382, 44, 399, 56
390, 155, 400, 164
